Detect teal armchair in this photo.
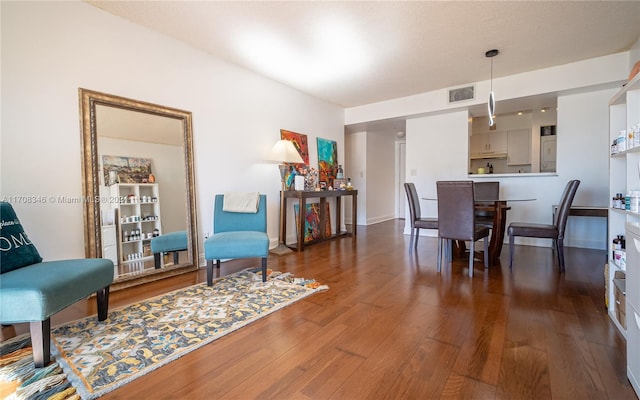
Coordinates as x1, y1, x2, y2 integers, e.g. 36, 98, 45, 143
0, 202, 113, 367
203, 194, 269, 286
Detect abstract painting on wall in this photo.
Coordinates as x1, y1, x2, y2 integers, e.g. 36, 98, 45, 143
280, 129, 309, 188
293, 202, 331, 243
317, 137, 337, 187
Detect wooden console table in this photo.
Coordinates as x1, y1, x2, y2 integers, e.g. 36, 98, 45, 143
282, 190, 358, 251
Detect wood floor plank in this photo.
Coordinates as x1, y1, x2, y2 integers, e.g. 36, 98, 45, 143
496, 343, 551, 400
546, 330, 608, 399
452, 291, 509, 385
381, 337, 460, 400
588, 340, 639, 400
440, 372, 497, 400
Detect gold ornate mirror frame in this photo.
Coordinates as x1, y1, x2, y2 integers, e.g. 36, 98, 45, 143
79, 88, 198, 290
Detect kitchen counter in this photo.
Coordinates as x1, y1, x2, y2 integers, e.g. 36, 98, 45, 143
468, 172, 558, 178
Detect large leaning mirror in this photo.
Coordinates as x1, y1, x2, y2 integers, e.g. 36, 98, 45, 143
79, 89, 198, 291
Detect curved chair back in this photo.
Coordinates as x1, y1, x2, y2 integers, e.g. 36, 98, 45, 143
404, 182, 421, 227
437, 181, 476, 241
474, 181, 499, 224
554, 180, 580, 239
214, 194, 267, 233
474, 181, 499, 201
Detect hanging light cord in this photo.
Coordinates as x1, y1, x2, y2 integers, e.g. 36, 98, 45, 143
490, 57, 493, 93
486, 49, 499, 127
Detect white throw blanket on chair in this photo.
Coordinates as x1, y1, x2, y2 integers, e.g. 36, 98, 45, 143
223, 192, 260, 213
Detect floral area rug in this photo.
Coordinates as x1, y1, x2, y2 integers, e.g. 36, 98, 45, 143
0, 269, 327, 399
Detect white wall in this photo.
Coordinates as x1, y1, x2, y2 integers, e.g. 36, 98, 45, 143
0, 2, 344, 261
405, 110, 471, 225
344, 129, 396, 225
345, 131, 366, 224
365, 130, 396, 224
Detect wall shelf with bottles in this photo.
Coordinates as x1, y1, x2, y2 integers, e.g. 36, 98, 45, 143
607, 71, 640, 398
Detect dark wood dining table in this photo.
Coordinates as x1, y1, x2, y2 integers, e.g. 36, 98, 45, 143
423, 197, 535, 265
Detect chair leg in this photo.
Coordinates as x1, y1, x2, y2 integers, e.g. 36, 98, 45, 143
483, 236, 489, 269
154, 252, 161, 269
409, 228, 415, 251
261, 257, 267, 282
437, 237, 442, 272
96, 286, 109, 321
509, 235, 515, 269
557, 239, 566, 272
468, 241, 474, 278
30, 319, 50, 368
173, 251, 179, 265
206, 260, 214, 286
414, 228, 420, 250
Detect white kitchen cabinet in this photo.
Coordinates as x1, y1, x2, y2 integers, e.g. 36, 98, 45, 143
507, 128, 531, 165
469, 131, 507, 158
540, 135, 557, 172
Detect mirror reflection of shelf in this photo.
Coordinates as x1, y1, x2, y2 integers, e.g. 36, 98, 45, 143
109, 183, 162, 265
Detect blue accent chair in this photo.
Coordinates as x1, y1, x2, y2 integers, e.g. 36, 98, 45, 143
151, 230, 188, 269
203, 194, 269, 286
0, 203, 113, 368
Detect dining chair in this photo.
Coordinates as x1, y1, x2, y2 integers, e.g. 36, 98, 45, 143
436, 181, 490, 277
474, 181, 500, 229
508, 179, 580, 271
404, 183, 438, 252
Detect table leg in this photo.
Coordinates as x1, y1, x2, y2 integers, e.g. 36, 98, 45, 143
297, 197, 305, 252
488, 201, 510, 264
281, 191, 287, 246
351, 193, 357, 238
333, 196, 340, 236
319, 197, 327, 238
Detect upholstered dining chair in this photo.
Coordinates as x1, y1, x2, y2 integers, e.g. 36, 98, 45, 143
404, 183, 438, 252
204, 194, 269, 286
436, 181, 490, 277
474, 181, 500, 229
508, 179, 580, 272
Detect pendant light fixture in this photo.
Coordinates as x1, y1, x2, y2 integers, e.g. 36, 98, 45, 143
485, 49, 499, 127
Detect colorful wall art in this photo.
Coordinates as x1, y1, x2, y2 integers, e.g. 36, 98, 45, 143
280, 129, 309, 188
317, 137, 338, 187
293, 202, 331, 243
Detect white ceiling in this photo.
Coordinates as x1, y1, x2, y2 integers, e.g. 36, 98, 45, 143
88, 1, 639, 110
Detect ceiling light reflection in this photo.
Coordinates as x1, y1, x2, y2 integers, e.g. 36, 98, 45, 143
236, 21, 370, 90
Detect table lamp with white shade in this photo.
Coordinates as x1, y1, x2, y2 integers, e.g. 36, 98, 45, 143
269, 139, 304, 255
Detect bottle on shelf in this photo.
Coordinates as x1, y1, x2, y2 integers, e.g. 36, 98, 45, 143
336, 165, 344, 179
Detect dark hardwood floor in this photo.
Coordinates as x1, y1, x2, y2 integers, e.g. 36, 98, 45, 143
13, 219, 637, 399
